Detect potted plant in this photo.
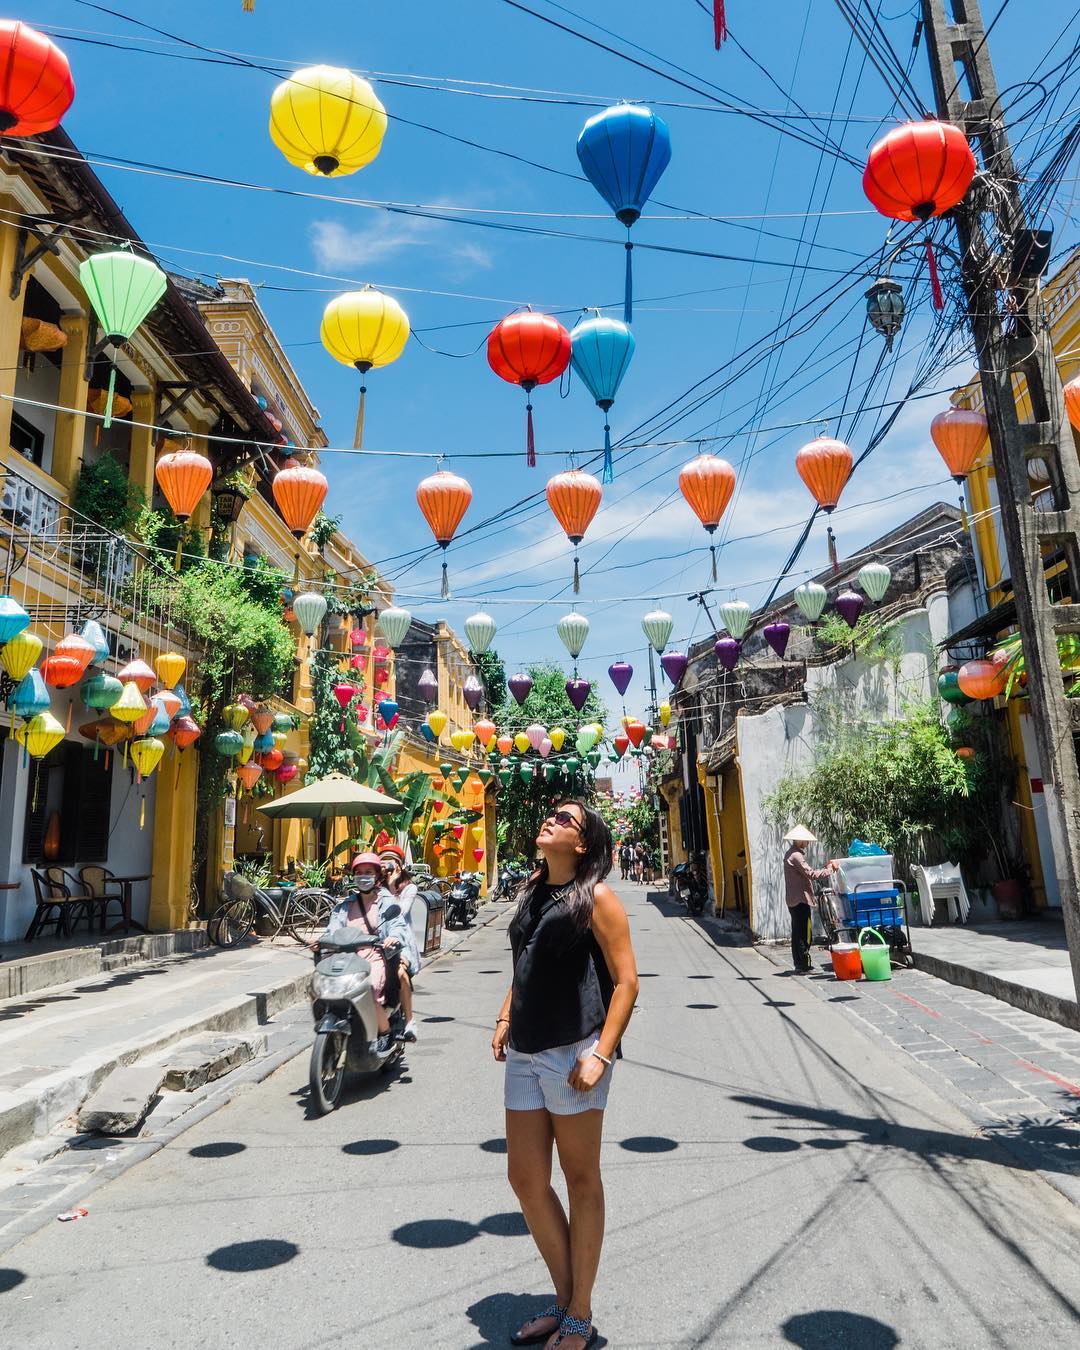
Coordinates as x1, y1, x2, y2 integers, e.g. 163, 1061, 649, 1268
987, 833, 1029, 919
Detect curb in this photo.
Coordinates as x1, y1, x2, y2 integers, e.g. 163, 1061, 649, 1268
910, 949, 1079, 1031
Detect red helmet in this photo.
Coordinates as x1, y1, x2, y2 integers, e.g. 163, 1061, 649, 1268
378, 844, 405, 864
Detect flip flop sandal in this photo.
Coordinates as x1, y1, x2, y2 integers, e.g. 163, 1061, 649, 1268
510, 1304, 566, 1346
552, 1314, 598, 1348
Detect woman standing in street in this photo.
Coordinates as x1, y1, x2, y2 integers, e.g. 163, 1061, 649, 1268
492, 801, 639, 1350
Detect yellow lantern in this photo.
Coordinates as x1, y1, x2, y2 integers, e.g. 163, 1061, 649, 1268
321, 288, 410, 447
110, 680, 147, 725
449, 729, 467, 753
269, 65, 386, 178
154, 651, 186, 689
15, 711, 64, 759
428, 710, 448, 738
131, 736, 165, 780
549, 727, 566, 752
2, 630, 43, 682
223, 703, 250, 732
658, 701, 671, 727
459, 729, 476, 752
513, 731, 530, 754
238, 741, 254, 766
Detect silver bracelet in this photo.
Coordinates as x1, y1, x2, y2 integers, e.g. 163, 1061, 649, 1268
591, 1050, 612, 1067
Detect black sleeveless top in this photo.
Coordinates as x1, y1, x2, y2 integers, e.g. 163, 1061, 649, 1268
507, 882, 615, 1054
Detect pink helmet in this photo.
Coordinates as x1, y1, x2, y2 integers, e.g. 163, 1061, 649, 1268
351, 851, 382, 871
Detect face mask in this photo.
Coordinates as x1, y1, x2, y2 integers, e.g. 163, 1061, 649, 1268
354, 875, 377, 892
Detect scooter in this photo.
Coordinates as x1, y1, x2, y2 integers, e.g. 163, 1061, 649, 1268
670, 860, 708, 916
492, 860, 528, 903
445, 871, 481, 929
308, 910, 406, 1115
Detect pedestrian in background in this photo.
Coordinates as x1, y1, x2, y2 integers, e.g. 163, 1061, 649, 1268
493, 800, 639, 1350
618, 841, 632, 881
783, 825, 835, 974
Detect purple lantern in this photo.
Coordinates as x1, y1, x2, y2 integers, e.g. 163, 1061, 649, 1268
714, 636, 741, 672
508, 671, 533, 706
763, 621, 790, 659
608, 661, 633, 697
660, 650, 687, 685
418, 668, 438, 704
565, 677, 591, 712
834, 589, 865, 630
463, 674, 484, 712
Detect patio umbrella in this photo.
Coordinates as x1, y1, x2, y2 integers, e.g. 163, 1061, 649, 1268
256, 772, 403, 820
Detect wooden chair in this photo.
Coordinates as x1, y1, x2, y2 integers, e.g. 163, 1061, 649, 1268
25, 868, 79, 940
44, 866, 96, 936
78, 866, 127, 933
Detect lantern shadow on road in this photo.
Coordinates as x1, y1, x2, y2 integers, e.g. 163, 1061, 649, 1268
189, 1141, 246, 1158
0, 1269, 27, 1293
782, 1311, 898, 1349
619, 1136, 678, 1153
477, 1211, 529, 1237
480, 1137, 507, 1154
342, 1138, 400, 1155
206, 1239, 298, 1272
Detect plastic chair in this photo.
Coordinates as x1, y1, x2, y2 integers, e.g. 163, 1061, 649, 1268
912, 863, 970, 925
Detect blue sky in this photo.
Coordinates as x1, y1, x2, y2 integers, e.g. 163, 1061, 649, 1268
32, 0, 1080, 745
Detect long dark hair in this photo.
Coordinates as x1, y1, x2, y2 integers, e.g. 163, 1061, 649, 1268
515, 799, 613, 935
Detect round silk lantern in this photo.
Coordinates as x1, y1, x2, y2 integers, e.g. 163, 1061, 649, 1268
155, 447, 212, 522
488, 312, 571, 466
679, 454, 737, 580
292, 592, 328, 637
15, 710, 64, 760
863, 121, 976, 223
260, 747, 284, 774
794, 582, 828, 623
2, 629, 42, 682
276, 763, 299, 784
416, 469, 473, 598
938, 670, 973, 706
642, 608, 674, 654
223, 703, 249, 731
41, 653, 82, 689
546, 470, 602, 594
557, 611, 590, 660
957, 658, 1008, 701
930, 408, 988, 482
216, 730, 244, 757
570, 313, 635, 482
719, 600, 751, 641
496, 734, 513, 756
272, 463, 328, 540
0, 21, 74, 137
157, 689, 182, 723
169, 715, 201, 751
154, 651, 186, 689
270, 65, 386, 177
378, 605, 412, 648
795, 437, 852, 513
321, 289, 409, 446
118, 658, 155, 693
857, 562, 892, 603
660, 651, 687, 685
83, 672, 122, 710
526, 723, 547, 752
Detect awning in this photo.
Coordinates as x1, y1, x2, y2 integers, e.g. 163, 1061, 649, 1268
940, 595, 1017, 649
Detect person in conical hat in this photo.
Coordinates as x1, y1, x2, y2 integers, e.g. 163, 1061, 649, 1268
782, 826, 835, 973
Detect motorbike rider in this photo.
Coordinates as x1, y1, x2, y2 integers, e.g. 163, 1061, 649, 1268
380, 844, 420, 926
321, 853, 421, 1046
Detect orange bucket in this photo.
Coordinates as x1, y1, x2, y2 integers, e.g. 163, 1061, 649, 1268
830, 942, 863, 981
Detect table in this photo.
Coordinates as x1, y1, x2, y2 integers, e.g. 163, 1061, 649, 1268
107, 875, 152, 934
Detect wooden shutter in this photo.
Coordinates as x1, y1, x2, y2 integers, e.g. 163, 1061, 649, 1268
58, 743, 113, 863
22, 758, 52, 863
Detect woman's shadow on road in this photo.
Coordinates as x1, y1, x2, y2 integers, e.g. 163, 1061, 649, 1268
466, 1293, 609, 1348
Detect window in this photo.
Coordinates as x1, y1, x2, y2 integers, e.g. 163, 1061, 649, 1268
9, 411, 45, 467
23, 742, 114, 864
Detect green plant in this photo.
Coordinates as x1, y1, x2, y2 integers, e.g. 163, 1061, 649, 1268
310, 510, 343, 551
234, 855, 273, 887
475, 649, 507, 709
296, 859, 329, 887
74, 453, 145, 535
135, 505, 207, 570
813, 611, 903, 666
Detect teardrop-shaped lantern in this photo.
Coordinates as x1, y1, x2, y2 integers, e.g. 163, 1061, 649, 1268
2, 629, 42, 683
834, 589, 865, 630
678, 454, 737, 581
377, 605, 412, 648
130, 736, 165, 781
154, 650, 187, 689
0, 595, 30, 644
763, 622, 790, 660
55, 634, 95, 679
463, 676, 484, 712
930, 408, 988, 482
660, 651, 687, 685
79, 251, 167, 429
794, 581, 828, 623
513, 731, 531, 755
857, 562, 892, 603
155, 446, 212, 523
321, 289, 410, 446
418, 668, 439, 704
223, 702, 250, 732
565, 677, 591, 712
11, 668, 49, 720
570, 313, 635, 483
0, 21, 75, 137
658, 701, 671, 728
488, 312, 572, 466
509, 672, 534, 706
576, 104, 671, 322
292, 591, 328, 637
416, 469, 473, 599
641, 608, 674, 654
474, 719, 497, 748
547, 470, 602, 594
714, 636, 740, 672
15, 710, 64, 760
272, 463, 328, 540
549, 728, 567, 752
269, 65, 386, 177
79, 618, 110, 666
795, 436, 852, 513
719, 600, 751, 641
464, 610, 497, 655
428, 709, 448, 738
608, 661, 633, 697
863, 121, 976, 223
557, 611, 590, 660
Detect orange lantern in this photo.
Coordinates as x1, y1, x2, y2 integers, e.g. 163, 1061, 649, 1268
272, 463, 328, 539
251, 704, 274, 736
416, 469, 473, 598
55, 633, 95, 678
546, 469, 602, 594
236, 762, 262, 792
260, 747, 284, 773
955, 746, 977, 761
41, 653, 83, 689
157, 689, 181, 723
496, 734, 513, 756
1065, 375, 1080, 433
474, 718, 497, 748
169, 715, 201, 751
155, 445, 213, 522
930, 408, 988, 482
118, 658, 156, 693
795, 437, 852, 513
957, 657, 1008, 701
678, 454, 736, 581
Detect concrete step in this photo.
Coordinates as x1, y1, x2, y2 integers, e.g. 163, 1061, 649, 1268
0, 929, 208, 1001
151, 1031, 267, 1091
0, 943, 312, 1162
76, 1066, 165, 1136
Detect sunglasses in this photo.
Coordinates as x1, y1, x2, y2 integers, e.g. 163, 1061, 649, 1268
549, 809, 583, 833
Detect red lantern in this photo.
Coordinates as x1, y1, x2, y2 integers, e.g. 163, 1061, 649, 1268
416, 469, 473, 598
169, 715, 201, 751
795, 437, 852, 513
863, 121, 976, 223
930, 408, 988, 482
118, 658, 157, 693
678, 454, 736, 581
155, 447, 213, 522
272, 463, 328, 539
236, 762, 262, 792
55, 633, 95, 678
452, 823, 465, 839
546, 469, 602, 594
626, 722, 646, 748
613, 732, 629, 758
333, 683, 357, 710
260, 747, 284, 773
276, 762, 299, 784
487, 312, 571, 466
0, 22, 74, 137
472, 847, 485, 864
41, 654, 83, 689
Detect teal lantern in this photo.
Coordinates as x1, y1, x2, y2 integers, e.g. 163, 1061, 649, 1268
272, 712, 293, 733
215, 729, 245, 757
0, 596, 30, 645
498, 767, 513, 788
12, 668, 49, 720
519, 762, 534, 785
564, 756, 580, 775
570, 313, 635, 483
79, 249, 167, 428
938, 671, 973, 706
82, 672, 123, 710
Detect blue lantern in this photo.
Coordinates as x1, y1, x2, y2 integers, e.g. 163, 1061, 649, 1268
0, 596, 30, 645
378, 699, 399, 726
570, 313, 635, 483
576, 104, 672, 323
78, 618, 110, 666
148, 695, 172, 736
11, 668, 49, 720
173, 683, 192, 717
419, 721, 435, 743
254, 729, 274, 754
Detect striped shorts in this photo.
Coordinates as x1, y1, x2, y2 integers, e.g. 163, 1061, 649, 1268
504, 1035, 613, 1115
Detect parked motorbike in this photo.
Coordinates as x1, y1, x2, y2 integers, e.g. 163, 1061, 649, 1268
308, 905, 406, 1114
445, 871, 481, 929
492, 860, 528, 903
670, 860, 708, 916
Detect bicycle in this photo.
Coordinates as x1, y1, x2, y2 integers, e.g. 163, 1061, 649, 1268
208, 872, 334, 948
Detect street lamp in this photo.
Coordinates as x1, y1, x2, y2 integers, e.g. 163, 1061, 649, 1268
865, 278, 905, 350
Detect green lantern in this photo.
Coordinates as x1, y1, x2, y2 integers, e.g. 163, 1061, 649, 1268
938, 671, 973, 706
440, 760, 454, 777
543, 762, 558, 781
587, 749, 602, 767
477, 768, 493, 785
454, 770, 469, 790
565, 756, 580, 774
519, 762, 534, 785
215, 729, 244, 758
498, 767, 513, 788
79, 250, 167, 428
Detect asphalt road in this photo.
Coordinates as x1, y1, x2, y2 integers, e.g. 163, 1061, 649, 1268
2, 883, 1079, 1349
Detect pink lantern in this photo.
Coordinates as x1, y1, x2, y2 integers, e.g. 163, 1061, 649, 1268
276, 763, 299, 784
539, 737, 552, 759
526, 723, 547, 752
349, 655, 364, 670
473, 847, 484, 864
350, 627, 366, 651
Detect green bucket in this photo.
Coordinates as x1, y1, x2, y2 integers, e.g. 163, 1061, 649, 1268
859, 927, 892, 981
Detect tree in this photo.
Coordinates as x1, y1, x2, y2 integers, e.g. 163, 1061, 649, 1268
475, 649, 507, 709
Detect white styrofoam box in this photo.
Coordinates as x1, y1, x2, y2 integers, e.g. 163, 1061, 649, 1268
835, 854, 895, 896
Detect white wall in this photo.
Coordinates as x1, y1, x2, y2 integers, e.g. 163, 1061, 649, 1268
737, 601, 944, 942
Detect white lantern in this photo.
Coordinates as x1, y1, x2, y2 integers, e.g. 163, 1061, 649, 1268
719, 600, 751, 640
641, 607, 674, 653
292, 591, 327, 637
464, 610, 497, 654
794, 582, 828, 623
377, 605, 412, 648
557, 611, 590, 659
856, 562, 891, 603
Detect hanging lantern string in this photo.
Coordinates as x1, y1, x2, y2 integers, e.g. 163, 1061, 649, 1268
624, 238, 633, 325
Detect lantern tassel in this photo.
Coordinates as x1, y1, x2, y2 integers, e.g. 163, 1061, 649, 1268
103, 365, 117, 430
32, 764, 38, 810
441, 558, 450, 600
602, 423, 614, 484
926, 238, 944, 310
827, 526, 839, 573
573, 550, 581, 595
959, 491, 969, 534
354, 383, 366, 449
243, 0, 255, 10
65, 703, 72, 733
624, 241, 633, 325
174, 535, 183, 571
526, 401, 536, 468
710, 542, 718, 583
140, 793, 145, 830
713, 0, 727, 47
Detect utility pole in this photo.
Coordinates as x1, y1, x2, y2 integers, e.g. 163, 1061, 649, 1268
922, 0, 1080, 998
